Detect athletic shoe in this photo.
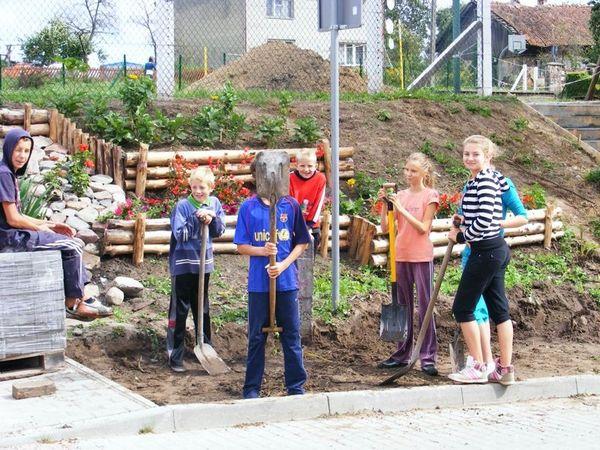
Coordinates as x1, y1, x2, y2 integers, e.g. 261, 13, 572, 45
488, 359, 515, 386
466, 355, 495, 376
421, 364, 439, 376
169, 361, 186, 373
448, 361, 488, 384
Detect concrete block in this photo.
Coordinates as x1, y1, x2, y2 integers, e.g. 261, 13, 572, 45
12, 380, 56, 399
461, 376, 578, 406
327, 385, 464, 416
575, 375, 600, 395
172, 393, 330, 431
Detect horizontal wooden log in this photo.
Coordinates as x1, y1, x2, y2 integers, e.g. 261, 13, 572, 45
0, 123, 49, 137
0, 108, 49, 125
370, 231, 565, 266
124, 160, 354, 179
125, 146, 355, 167
124, 170, 355, 190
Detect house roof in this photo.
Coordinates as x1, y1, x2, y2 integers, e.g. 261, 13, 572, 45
491, 3, 593, 47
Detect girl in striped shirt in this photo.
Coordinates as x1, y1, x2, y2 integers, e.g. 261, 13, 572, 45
447, 135, 515, 385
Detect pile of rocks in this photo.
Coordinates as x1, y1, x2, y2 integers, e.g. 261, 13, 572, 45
84, 276, 144, 307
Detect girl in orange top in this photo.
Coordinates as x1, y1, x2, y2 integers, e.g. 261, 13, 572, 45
377, 153, 440, 376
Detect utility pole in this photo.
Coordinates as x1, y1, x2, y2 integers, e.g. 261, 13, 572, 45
430, 0, 437, 64
476, 0, 492, 96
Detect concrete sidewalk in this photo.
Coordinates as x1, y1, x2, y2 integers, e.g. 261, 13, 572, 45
1, 358, 155, 445
2, 364, 600, 447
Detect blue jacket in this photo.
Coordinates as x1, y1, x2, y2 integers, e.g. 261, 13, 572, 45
168, 196, 225, 276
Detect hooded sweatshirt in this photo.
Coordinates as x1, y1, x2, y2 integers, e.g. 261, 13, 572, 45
0, 129, 34, 245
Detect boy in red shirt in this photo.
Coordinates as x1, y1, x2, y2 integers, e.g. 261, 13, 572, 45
289, 148, 326, 254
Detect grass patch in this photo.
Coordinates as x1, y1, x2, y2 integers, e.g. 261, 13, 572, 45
510, 117, 529, 132
112, 306, 131, 324
313, 266, 387, 324
585, 168, 600, 188
591, 288, 600, 307
420, 140, 470, 183
464, 101, 492, 117
111, 325, 126, 338
144, 275, 171, 295
590, 218, 600, 240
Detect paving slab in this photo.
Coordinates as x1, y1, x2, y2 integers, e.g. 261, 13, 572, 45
0, 358, 155, 444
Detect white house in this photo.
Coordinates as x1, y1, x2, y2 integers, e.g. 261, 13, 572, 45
174, 0, 384, 91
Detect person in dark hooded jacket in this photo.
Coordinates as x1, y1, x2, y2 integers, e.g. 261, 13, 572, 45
0, 128, 112, 321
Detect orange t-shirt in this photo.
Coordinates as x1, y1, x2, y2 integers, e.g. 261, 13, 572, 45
393, 187, 439, 262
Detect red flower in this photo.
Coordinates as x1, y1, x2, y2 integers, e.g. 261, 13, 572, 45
79, 143, 89, 152
84, 159, 95, 168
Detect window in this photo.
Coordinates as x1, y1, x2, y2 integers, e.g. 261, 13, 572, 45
339, 43, 366, 67
267, 0, 294, 19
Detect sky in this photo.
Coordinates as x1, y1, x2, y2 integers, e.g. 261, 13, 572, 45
0, 0, 592, 65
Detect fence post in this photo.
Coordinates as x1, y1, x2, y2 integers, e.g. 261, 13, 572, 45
223, 52, 226, 66
136, 143, 149, 198
178, 54, 183, 90
133, 213, 147, 267
23, 103, 32, 132
320, 210, 331, 258
297, 239, 314, 344
0, 60, 3, 91
49, 109, 58, 142
123, 54, 127, 79
204, 47, 208, 76
522, 64, 527, 92
544, 203, 555, 249
61, 63, 66, 87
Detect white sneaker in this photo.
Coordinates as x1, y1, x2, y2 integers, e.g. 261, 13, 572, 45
485, 360, 496, 376
448, 361, 488, 384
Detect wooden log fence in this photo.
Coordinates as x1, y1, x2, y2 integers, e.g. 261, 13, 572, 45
124, 141, 355, 194
0, 106, 127, 191
368, 206, 563, 267
101, 214, 351, 257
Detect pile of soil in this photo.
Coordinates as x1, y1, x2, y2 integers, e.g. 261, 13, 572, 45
67, 251, 600, 406
186, 41, 368, 93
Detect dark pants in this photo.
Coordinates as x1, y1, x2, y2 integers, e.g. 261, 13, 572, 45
167, 272, 211, 366
452, 238, 511, 325
243, 290, 307, 398
390, 261, 437, 366
311, 228, 321, 257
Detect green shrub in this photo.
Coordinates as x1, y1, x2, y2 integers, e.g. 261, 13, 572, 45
119, 74, 155, 117
277, 91, 294, 117
521, 183, 546, 209
590, 218, 600, 239
18, 177, 48, 219
510, 117, 529, 132
46, 86, 85, 116
154, 111, 188, 144
292, 117, 322, 144
83, 94, 110, 134
191, 105, 225, 147
562, 71, 598, 98
97, 111, 134, 146
376, 109, 392, 121
585, 168, 600, 187
255, 116, 286, 148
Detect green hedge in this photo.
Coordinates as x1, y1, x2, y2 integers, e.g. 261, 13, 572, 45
562, 71, 600, 98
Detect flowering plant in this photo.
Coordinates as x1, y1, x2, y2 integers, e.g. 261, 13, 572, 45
437, 192, 461, 218
65, 143, 94, 196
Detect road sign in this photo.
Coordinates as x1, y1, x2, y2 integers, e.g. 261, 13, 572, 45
318, 0, 362, 31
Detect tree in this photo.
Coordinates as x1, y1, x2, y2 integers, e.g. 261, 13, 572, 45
22, 19, 91, 65
133, 1, 158, 64
63, 0, 115, 63
589, 1, 600, 61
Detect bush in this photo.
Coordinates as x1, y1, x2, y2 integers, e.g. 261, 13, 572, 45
521, 182, 546, 209
46, 86, 85, 116
18, 177, 48, 219
17, 71, 50, 89
562, 71, 598, 99
119, 74, 155, 117
154, 111, 188, 144
255, 116, 286, 148
292, 117, 322, 144
83, 94, 110, 134
585, 168, 600, 188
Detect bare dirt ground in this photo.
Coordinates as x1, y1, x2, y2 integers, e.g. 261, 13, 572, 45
67, 96, 600, 405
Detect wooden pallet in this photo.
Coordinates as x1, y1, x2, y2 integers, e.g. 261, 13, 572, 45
0, 351, 65, 382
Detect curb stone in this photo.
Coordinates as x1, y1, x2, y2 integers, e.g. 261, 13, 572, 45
3, 373, 599, 446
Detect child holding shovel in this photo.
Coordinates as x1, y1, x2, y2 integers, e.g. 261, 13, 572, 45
167, 167, 225, 373
234, 157, 310, 399
376, 152, 440, 376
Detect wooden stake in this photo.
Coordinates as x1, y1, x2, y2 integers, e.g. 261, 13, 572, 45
112, 145, 124, 189
57, 113, 65, 146
133, 213, 147, 266
544, 203, 555, 249
320, 139, 332, 188
105, 142, 114, 178
23, 103, 32, 132
319, 210, 332, 258
136, 143, 149, 198
49, 109, 58, 142
96, 139, 105, 175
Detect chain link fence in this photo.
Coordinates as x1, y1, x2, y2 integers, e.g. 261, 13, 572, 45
0, 0, 412, 105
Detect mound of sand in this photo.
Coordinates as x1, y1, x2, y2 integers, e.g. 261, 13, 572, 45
186, 41, 367, 93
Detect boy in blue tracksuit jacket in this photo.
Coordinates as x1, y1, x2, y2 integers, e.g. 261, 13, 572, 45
234, 192, 310, 399
167, 167, 225, 372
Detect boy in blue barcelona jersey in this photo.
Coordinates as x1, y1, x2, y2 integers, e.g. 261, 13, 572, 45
234, 171, 310, 399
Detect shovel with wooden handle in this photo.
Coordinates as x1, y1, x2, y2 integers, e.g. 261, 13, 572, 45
380, 234, 457, 386
194, 223, 230, 375
254, 151, 290, 334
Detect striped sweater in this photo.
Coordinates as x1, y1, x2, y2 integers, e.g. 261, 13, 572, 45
458, 169, 509, 243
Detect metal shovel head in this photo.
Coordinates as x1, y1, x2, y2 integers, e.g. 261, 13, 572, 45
194, 342, 230, 376
379, 302, 409, 343
254, 151, 290, 200
449, 328, 466, 373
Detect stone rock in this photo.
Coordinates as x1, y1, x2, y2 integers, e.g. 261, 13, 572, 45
50, 212, 67, 223
43, 143, 69, 154
12, 380, 56, 400
25, 147, 46, 175
85, 269, 93, 280
48, 151, 67, 162
90, 174, 113, 184
39, 160, 57, 170
66, 216, 90, 231
32, 136, 53, 149
112, 192, 126, 204
84, 243, 100, 255
93, 190, 113, 201
114, 276, 144, 297
63, 208, 78, 217
76, 207, 99, 224
84, 187, 94, 198
72, 327, 84, 337
50, 189, 64, 200
44, 208, 53, 219
91, 204, 104, 212
64, 193, 78, 202
82, 251, 101, 270
33, 184, 46, 196
31, 174, 44, 183
99, 199, 113, 208
84, 283, 100, 299
50, 201, 66, 212
105, 287, 124, 306
66, 200, 87, 211
76, 228, 99, 244
91, 221, 106, 233
78, 197, 92, 206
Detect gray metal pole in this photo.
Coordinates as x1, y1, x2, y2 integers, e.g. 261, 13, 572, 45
330, 2, 340, 313
452, 0, 461, 93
